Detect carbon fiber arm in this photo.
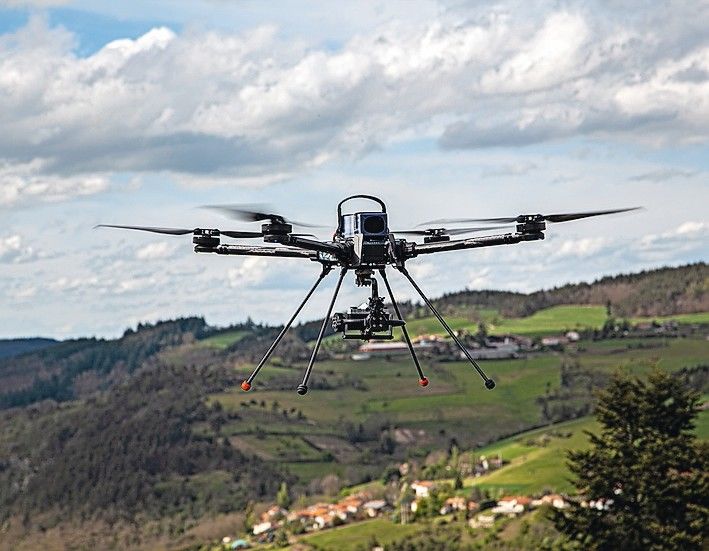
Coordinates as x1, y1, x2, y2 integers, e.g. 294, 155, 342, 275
194, 244, 319, 260
407, 231, 544, 258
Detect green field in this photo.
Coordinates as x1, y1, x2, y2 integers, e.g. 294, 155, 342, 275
275, 407, 709, 550
402, 305, 709, 339
491, 305, 607, 335
464, 417, 597, 495
294, 518, 424, 551
211, 326, 708, 488
404, 315, 476, 336
631, 311, 709, 325
466, 408, 709, 496
206, 304, 708, 494
198, 329, 249, 349
403, 305, 605, 338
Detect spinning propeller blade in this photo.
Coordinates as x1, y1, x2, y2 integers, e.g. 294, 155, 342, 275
423, 207, 642, 225
94, 224, 194, 235
393, 225, 509, 236
202, 204, 325, 228
95, 225, 263, 238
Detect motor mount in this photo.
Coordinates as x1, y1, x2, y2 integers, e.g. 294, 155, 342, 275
262, 222, 293, 242
192, 228, 220, 248
515, 215, 546, 234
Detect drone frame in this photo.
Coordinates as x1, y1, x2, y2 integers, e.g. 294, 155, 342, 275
203, 195, 511, 395
101, 194, 639, 396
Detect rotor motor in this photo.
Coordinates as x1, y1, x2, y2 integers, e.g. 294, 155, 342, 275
261, 222, 293, 242
516, 215, 546, 235
192, 228, 220, 248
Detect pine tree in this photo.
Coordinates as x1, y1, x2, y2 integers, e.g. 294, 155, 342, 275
552, 370, 709, 550
453, 470, 463, 490
276, 481, 291, 509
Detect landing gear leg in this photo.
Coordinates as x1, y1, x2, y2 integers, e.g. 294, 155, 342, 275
398, 267, 495, 390
241, 264, 333, 391
296, 267, 348, 395
378, 268, 429, 387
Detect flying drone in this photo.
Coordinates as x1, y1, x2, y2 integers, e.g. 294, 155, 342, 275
97, 195, 639, 395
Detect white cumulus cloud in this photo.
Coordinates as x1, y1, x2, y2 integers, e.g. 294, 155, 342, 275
0, 159, 109, 207
0, 6, 706, 183
0, 234, 36, 263
553, 237, 608, 259
135, 241, 178, 260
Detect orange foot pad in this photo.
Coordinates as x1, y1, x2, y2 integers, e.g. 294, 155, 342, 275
419, 377, 429, 387
240, 381, 252, 391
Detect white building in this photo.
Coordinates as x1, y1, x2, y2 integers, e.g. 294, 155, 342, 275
363, 499, 387, 517
491, 496, 531, 516
531, 494, 568, 509
411, 481, 436, 498
252, 521, 272, 536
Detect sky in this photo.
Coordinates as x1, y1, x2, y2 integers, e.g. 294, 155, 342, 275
0, 0, 707, 339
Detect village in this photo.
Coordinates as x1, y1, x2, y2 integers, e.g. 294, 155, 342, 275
349, 315, 690, 362
214, 455, 572, 550
217, 485, 570, 549
210, 316, 703, 550
352, 332, 533, 361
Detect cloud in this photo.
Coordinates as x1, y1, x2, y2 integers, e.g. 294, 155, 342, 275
48, 275, 101, 292
7, 285, 37, 300
0, 6, 706, 184
224, 256, 316, 290
633, 221, 709, 261
468, 267, 491, 288
0, 234, 36, 263
0, 0, 67, 6
227, 257, 269, 287
676, 221, 707, 235
552, 237, 608, 259
629, 168, 698, 182
0, 159, 109, 207
480, 161, 537, 178
478, 12, 592, 95
135, 241, 177, 260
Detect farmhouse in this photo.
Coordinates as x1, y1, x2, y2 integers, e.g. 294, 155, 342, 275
531, 494, 568, 509
492, 496, 532, 516
353, 339, 441, 360
465, 335, 521, 359
411, 480, 436, 498
260, 505, 287, 522
363, 499, 388, 517
339, 495, 365, 514
541, 336, 569, 348
252, 521, 272, 536
439, 496, 467, 515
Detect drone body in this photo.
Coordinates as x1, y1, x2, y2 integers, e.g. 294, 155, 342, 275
98, 194, 639, 396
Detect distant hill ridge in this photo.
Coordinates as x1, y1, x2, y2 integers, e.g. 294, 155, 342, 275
0, 263, 705, 410
293, 262, 708, 338
430, 262, 708, 318
0, 337, 58, 360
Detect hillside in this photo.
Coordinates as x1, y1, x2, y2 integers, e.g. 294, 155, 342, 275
0, 364, 287, 528
1, 263, 705, 412
0, 338, 58, 360
0, 317, 212, 408
0, 263, 707, 549
430, 262, 708, 318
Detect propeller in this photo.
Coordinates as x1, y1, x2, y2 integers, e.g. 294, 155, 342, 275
393, 225, 510, 237
94, 224, 263, 239
202, 204, 325, 228
422, 207, 642, 226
